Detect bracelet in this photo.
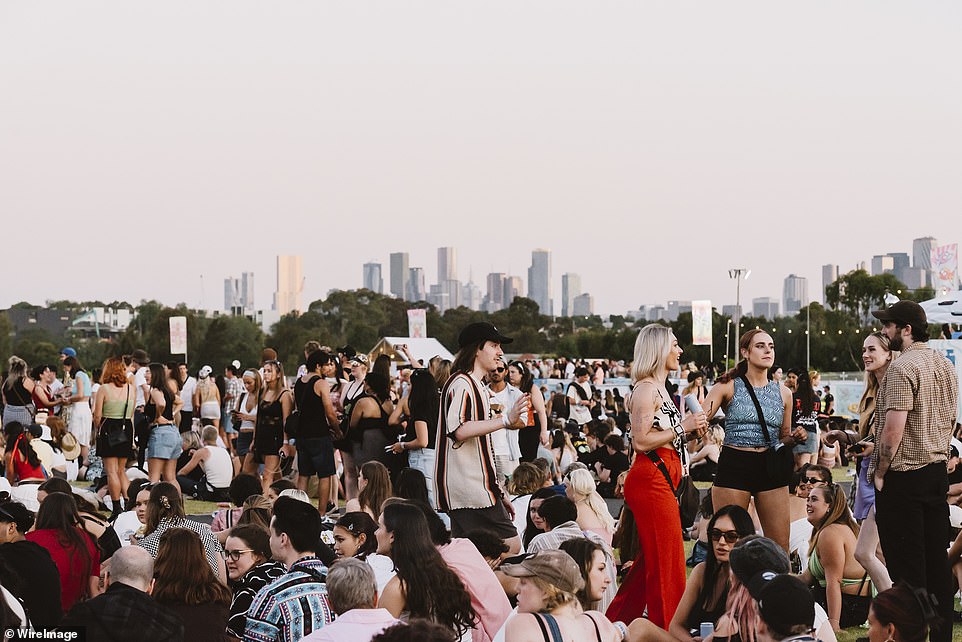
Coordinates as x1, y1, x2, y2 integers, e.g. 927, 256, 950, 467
672, 423, 685, 439
613, 621, 628, 641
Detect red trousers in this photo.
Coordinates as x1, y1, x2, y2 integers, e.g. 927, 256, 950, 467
606, 447, 686, 628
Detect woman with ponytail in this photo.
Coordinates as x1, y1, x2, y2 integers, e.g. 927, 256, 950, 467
701, 329, 805, 553
4, 422, 46, 483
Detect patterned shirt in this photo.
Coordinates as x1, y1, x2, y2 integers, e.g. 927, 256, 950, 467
226, 376, 246, 411
228, 561, 287, 638
136, 517, 223, 578
243, 556, 333, 642
872, 341, 959, 474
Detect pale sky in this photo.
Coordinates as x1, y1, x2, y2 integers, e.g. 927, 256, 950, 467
2, 2, 959, 316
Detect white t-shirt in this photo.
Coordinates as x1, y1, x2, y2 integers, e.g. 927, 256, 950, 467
134, 367, 148, 407
488, 383, 524, 459
181, 376, 197, 412
567, 380, 592, 425
201, 445, 234, 489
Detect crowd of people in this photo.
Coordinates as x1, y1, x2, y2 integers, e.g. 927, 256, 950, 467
0, 302, 956, 642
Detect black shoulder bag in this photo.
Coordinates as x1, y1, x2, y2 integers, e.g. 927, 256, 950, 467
739, 376, 793, 486
103, 385, 131, 447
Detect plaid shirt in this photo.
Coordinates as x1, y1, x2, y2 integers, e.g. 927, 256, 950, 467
871, 341, 959, 474
226, 375, 246, 410
244, 556, 333, 642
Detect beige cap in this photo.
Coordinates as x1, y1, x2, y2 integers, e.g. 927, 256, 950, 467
500, 550, 585, 594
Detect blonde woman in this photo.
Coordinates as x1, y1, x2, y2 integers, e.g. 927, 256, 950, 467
607, 324, 707, 628
192, 365, 222, 432
565, 468, 615, 545
246, 360, 292, 494
232, 369, 261, 471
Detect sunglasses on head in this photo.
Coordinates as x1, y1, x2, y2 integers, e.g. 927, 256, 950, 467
709, 529, 739, 544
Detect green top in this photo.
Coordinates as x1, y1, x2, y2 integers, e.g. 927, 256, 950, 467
102, 386, 135, 420
808, 545, 873, 592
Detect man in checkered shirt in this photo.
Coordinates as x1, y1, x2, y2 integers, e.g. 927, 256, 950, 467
871, 300, 959, 642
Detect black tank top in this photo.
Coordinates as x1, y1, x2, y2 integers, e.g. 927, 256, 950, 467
354, 395, 391, 437
257, 393, 285, 437
3, 380, 32, 407
145, 388, 174, 423
293, 376, 331, 439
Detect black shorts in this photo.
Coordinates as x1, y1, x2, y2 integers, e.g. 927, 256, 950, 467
252, 427, 283, 462
297, 437, 337, 478
714, 446, 787, 494
448, 502, 518, 541
96, 418, 134, 459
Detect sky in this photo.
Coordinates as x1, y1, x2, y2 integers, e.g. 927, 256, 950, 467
1, 1, 960, 316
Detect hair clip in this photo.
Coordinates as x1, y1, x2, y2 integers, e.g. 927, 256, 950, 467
909, 585, 940, 624
159, 496, 171, 510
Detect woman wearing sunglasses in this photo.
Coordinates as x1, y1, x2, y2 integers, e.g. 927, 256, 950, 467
224, 523, 286, 639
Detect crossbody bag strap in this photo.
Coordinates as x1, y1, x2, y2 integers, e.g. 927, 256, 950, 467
739, 376, 775, 445
645, 451, 681, 497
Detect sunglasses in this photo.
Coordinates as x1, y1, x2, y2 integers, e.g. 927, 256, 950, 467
223, 548, 255, 562
801, 477, 828, 485
709, 529, 739, 544
494, 367, 506, 373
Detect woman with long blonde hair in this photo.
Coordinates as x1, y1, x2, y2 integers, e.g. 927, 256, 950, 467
606, 324, 707, 628
565, 467, 615, 545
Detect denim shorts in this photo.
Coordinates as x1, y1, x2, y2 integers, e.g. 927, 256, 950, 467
297, 437, 336, 477
147, 424, 183, 460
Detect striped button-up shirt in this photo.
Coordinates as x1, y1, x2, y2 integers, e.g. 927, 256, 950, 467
243, 557, 333, 642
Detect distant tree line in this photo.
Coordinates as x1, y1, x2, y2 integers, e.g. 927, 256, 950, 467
0, 270, 938, 375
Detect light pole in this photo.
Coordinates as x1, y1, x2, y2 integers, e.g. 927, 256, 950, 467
728, 268, 751, 363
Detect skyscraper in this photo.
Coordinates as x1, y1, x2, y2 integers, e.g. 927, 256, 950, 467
485, 273, 506, 312
572, 293, 594, 317
527, 249, 553, 316
274, 255, 303, 315
389, 252, 409, 300
561, 273, 581, 317
438, 247, 457, 283
503, 276, 523, 308
752, 297, 780, 319
363, 262, 384, 294
913, 236, 937, 287
224, 272, 255, 314
783, 274, 808, 315
461, 280, 482, 311
407, 267, 426, 302
821, 264, 838, 305
871, 255, 894, 276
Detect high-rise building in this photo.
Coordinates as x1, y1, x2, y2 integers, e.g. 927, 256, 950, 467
647, 306, 669, 322
752, 297, 780, 319
871, 255, 894, 276
389, 252, 409, 300
573, 293, 594, 317
913, 236, 938, 287
407, 267, 426, 302
667, 300, 692, 322
224, 272, 255, 314
783, 274, 808, 315
438, 247, 457, 283
274, 255, 303, 315
901, 266, 927, 289
821, 264, 838, 305
527, 249, 553, 316
722, 304, 742, 319
503, 276, 523, 308
485, 273, 506, 312
561, 273, 581, 317
363, 262, 383, 294
461, 280, 482, 311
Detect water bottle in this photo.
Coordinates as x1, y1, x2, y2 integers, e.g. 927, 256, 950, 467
684, 394, 704, 415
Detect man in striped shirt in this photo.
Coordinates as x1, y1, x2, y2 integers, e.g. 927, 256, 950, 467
244, 497, 334, 642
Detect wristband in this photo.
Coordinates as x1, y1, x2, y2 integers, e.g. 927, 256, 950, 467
672, 423, 685, 439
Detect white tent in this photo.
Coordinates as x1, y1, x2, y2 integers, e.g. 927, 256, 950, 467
919, 292, 962, 325
368, 337, 454, 367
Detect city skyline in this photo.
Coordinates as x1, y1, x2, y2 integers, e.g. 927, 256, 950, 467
2, 4, 960, 316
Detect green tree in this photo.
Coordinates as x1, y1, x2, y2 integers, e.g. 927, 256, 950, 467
195, 316, 265, 372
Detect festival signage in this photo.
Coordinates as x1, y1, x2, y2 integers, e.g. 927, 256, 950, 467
931, 243, 959, 294
407, 309, 427, 338
692, 300, 712, 346
169, 316, 188, 355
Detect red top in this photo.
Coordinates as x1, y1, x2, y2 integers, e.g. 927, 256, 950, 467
26, 528, 101, 612
11, 434, 45, 481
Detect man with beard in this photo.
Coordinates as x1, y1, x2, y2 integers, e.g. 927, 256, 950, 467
870, 300, 958, 642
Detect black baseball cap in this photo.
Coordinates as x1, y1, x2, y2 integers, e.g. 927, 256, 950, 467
750, 573, 815, 635
871, 300, 928, 330
457, 322, 513, 349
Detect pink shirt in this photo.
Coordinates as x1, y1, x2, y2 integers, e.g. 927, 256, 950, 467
439, 538, 512, 642
301, 608, 397, 642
